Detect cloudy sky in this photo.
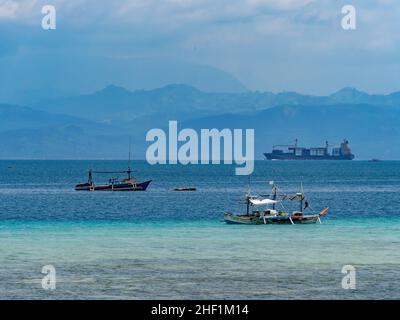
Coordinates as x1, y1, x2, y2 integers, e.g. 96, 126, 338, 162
0, 0, 399, 100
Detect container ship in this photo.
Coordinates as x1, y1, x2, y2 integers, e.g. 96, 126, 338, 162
264, 139, 354, 160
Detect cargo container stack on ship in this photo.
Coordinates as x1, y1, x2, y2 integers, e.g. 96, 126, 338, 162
263, 139, 355, 160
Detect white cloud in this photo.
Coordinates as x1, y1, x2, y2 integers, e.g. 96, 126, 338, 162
1, 0, 399, 94
0, 0, 38, 20
0, 0, 20, 18
245, 0, 313, 10
0, 0, 315, 24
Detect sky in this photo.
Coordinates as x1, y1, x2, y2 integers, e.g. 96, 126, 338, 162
0, 0, 399, 100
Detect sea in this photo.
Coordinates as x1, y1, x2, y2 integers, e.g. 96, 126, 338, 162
0, 160, 399, 299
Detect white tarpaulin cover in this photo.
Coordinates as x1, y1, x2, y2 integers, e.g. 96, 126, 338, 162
249, 198, 280, 206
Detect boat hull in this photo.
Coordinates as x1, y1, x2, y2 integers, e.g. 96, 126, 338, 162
264, 153, 354, 160
75, 180, 152, 191
224, 212, 320, 225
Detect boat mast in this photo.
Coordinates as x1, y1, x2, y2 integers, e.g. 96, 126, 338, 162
300, 182, 304, 213
269, 181, 277, 210
127, 137, 132, 180
300, 196, 303, 212
246, 176, 251, 215
88, 169, 93, 185
271, 182, 277, 210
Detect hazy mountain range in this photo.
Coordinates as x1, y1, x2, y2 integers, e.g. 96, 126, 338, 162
1, 85, 399, 159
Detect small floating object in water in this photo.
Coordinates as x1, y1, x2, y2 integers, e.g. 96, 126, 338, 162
369, 158, 382, 162
174, 187, 197, 191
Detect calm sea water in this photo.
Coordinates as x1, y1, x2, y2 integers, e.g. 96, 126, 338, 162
0, 160, 399, 299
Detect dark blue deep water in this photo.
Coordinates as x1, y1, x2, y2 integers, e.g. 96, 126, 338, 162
1, 160, 400, 221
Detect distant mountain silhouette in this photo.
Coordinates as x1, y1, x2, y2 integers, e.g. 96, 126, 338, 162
95, 84, 133, 98
182, 103, 400, 159
0, 58, 249, 104
0, 126, 135, 159
0, 104, 135, 159
0, 104, 115, 133
32, 84, 400, 129
33, 84, 213, 127
1, 85, 400, 159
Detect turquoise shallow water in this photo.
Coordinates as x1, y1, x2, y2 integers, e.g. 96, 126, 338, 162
0, 160, 399, 299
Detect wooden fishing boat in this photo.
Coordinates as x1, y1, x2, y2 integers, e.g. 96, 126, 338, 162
223, 208, 328, 225
75, 141, 151, 192
75, 168, 151, 191
223, 182, 329, 225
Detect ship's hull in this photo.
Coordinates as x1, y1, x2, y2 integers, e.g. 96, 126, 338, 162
75, 180, 152, 191
223, 212, 320, 225
264, 153, 354, 160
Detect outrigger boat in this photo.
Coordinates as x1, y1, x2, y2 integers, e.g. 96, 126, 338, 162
75, 142, 151, 192
224, 182, 329, 225
75, 167, 151, 191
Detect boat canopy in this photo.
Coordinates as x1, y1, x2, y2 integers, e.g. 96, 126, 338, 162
249, 198, 280, 206
289, 193, 305, 201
